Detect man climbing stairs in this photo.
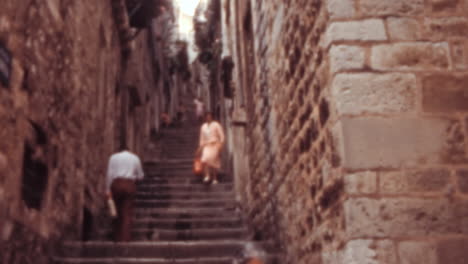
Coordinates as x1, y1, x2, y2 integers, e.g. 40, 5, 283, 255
54, 115, 281, 263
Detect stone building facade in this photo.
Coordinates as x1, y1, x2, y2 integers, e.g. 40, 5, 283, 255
222, 0, 468, 263
0, 1, 159, 263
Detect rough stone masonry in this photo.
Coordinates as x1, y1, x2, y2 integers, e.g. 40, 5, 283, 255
0, 1, 158, 263
221, 0, 468, 263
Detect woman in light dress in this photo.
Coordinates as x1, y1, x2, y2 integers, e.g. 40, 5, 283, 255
197, 112, 225, 184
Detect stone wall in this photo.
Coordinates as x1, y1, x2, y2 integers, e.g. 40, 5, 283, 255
223, 0, 468, 263
0, 1, 157, 263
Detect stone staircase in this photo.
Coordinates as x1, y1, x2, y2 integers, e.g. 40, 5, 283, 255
54, 115, 281, 263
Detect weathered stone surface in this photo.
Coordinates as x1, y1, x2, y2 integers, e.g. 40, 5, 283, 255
422, 74, 468, 113
379, 169, 450, 194
335, 117, 451, 169
436, 238, 468, 263
0, 0, 160, 263
371, 43, 450, 71
398, 241, 438, 264
387, 17, 422, 40
322, 250, 344, 264
332, 73, 416, 116
451, 41, 468, 70
327, 0, 356, 19
330, 45, 365, 73
324, 19, 387, 47
344, 171, 377, 195
425, 17, 468, 40
431, 0, 461, 12
456, 169, 468, 193
343, 240, 398, 264
0, 152, 6, 175
360, 0, 425, 16
344, 197, 468, 238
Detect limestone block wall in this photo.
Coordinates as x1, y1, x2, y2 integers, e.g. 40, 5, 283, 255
223, 0, 468, 263
327, 0, 468, 263
0, 1, 157, 263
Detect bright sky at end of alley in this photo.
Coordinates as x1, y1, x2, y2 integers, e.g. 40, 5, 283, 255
175, 0, 201, 16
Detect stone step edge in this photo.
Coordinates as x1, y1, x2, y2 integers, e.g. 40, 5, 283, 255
135, 198, 236, 203
53, 257, 235, 263
133, 216, 242, 223
53, 256, 281, 263
63, 240, 271, 247
99, 227, 248, 233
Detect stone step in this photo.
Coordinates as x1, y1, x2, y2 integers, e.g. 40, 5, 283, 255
139, 177, 233, 185
139, 176, 232, 184
100, 228, 249, 241
135, 207, 239, 219
145, 168, 195, 174
145, 159, 194, 164
58, 241, 275, 259
163, 155, 198, 159
145, 161, 194, 167
136, 183, 233, 192
142, 176, 232, 184
144, 171, 230, 177
54, 257, 234, 264
160, 141, 198, 145
54, 256, 281, 264
135, 199, 237, 208
161, 148, 197, 153
132, 217, 243, 229
142, 173, 229, 179
161, 142, 198, 146
160, 134, 199, 138
136, 191, 235, 200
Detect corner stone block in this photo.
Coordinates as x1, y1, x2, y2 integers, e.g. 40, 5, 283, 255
344, 197, 468, 238
344, 171, 377, 195
398, 241, 438, 264
431, 0, 461, 12
371, 43, 450, 71
424, 17, 468, 40
456, 169, 468, 193
422, 73, 468, 113
323, 19, 387, 47
435, 238, 468, 264
0, 152, 6, 175
343, 240, 398, 264
451, 41, 468, 70
379, 169, 450, 194
327, 0, 356, 19
322, 250, 344, 264
332, 73, 416, 116
387, 17, 422, 41
335, 117, 451, 170
330, 45, 365, 73
360, 0, 425, 16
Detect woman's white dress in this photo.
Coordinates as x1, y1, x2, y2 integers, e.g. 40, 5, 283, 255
199, 121, 225, 169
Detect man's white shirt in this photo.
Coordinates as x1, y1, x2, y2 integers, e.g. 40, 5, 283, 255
106, 151, 144, 192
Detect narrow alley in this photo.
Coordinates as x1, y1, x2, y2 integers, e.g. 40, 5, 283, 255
1, 0, 468, 264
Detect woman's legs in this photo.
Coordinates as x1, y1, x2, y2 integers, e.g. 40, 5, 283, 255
203, 163, 210, 182
211, 167, 218, 185
202, 165, 218, 184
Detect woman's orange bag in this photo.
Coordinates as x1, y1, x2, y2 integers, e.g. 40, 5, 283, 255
193, 159, 203, 175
